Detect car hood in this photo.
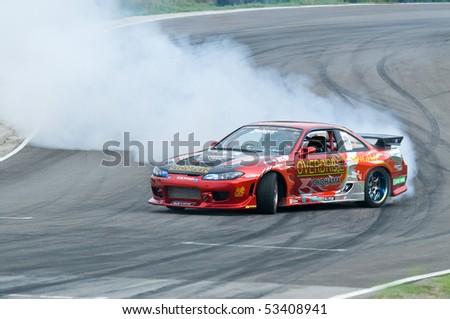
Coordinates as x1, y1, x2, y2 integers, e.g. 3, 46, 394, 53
159, 149, 264, 175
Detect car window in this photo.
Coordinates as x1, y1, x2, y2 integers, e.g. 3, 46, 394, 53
215, 126, 302, 155
337, 130, 367, 152
303, 130, 333, 153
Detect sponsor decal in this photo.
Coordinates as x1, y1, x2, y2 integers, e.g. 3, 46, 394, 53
274, 155, 289, 163
299, 196, 334, 203
296, 157, 345, 177
393, 175, 406, 186
235, 186, 245, 198
350, 169, 363, 181
169, 164, 212, 174
341, 132, 354, 150
310, 176, 341, 187
349, 153, 381, 163
170, 201, 196, 206
245, 205, 257, 209
207, 155, 229, 161
176, 176, 199, 182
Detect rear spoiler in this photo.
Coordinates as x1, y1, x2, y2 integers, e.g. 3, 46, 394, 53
359, 134, 403, 149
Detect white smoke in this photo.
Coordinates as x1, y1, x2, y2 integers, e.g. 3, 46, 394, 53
0, 0, 415, 194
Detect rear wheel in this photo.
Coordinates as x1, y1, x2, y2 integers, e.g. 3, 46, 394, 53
256, 173, 278, 214
364, 168, 390, 207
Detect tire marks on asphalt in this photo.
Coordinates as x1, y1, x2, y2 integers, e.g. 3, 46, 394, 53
376, 56, 441, 152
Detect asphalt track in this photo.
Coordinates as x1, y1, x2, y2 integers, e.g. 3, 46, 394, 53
1, 4, 450, 298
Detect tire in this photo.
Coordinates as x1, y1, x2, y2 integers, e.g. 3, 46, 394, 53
256, 172, 279, 214
363, 167, 391, 207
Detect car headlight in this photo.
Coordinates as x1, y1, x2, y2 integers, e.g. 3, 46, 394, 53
153, 166, 169, 178
203, 171, 244, 180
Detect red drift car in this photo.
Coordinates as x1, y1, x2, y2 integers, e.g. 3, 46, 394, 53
149, 121, 408, 213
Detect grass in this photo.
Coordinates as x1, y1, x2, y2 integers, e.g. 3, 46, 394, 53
119, 0, 392, 15
371, 274, 450, 299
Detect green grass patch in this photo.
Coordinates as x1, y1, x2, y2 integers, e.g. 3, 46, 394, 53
372, 274, 450, 299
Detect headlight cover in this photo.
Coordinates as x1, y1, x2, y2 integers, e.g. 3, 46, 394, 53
153, 166, 169, 178
203, 171, 244, 180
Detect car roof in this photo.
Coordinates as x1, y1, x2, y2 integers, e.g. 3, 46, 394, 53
248, 120, 348, 131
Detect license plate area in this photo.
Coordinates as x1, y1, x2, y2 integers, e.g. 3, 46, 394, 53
167, 187, 201, 200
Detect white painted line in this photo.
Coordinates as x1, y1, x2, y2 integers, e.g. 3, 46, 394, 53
330, 268, 450, 299
0, 129, 37, 162
181, 241, 347, 252
0, 217, 33, 220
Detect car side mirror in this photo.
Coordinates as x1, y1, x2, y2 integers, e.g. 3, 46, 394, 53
297, 146, 316, 157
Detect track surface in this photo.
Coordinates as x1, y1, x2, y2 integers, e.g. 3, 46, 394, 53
1, 4, 450, 298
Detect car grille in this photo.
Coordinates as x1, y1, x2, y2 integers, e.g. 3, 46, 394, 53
167, 187, 201, 200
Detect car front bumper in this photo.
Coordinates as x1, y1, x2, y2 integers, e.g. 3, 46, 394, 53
149, 174, 259, 209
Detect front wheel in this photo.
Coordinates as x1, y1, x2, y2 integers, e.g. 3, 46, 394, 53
363, 168, 391, 207
256, 172, 278, 214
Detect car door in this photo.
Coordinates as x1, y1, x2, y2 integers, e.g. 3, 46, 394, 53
293, 129, 347, 196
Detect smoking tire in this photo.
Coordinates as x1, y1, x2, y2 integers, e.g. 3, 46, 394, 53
256, 172, 278, 214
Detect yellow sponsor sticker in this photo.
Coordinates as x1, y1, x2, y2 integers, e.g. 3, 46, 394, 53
169, 164, 212, 174
235, 186, 245, 198
296, 157, 345, 177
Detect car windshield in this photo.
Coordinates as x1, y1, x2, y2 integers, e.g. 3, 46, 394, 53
214, 126, 302, 155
